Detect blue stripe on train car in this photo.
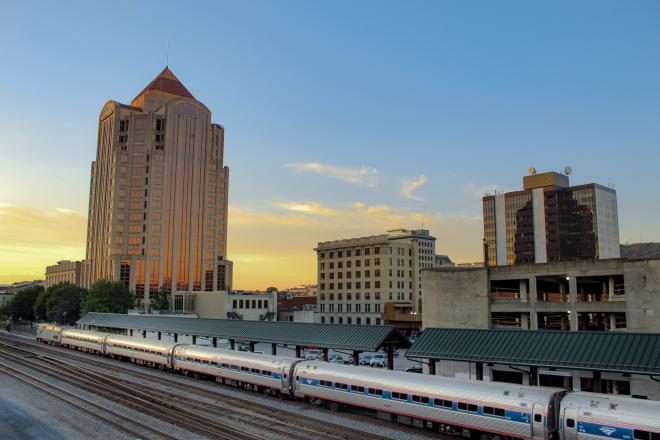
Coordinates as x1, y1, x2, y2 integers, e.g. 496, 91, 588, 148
299, 376, 530, 424
577, 422, 633, 440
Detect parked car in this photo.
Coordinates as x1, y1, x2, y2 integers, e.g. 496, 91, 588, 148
359, 354, 373, 366
330, 355, 346, 364
370, 353, 386, 368
305, 349, 321, 360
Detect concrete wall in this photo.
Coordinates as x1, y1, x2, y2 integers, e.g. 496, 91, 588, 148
422, 267, 489, 329
195, 291, 228, 319
624, 259, 660, 331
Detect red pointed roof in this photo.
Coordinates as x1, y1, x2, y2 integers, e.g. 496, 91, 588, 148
132, 67, 194, 105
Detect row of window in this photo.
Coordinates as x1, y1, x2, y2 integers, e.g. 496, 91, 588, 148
66, 336, 101, 344
232, 299, 269, 310
320, 316, 381, 325
176, 356, 274, 377
319, 248, 381, 259
311, 379, 507, 416
321, 281, 413, 290
109, 343, 166, 356
320, 292, 381, 301
320, 304, 381, 313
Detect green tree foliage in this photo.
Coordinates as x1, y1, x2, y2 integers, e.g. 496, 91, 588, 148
34, 282, 68, 321
81, 280, 134, 315
34, 283, 86, 324
9, 285, 43, 321
149, 288, 170, 312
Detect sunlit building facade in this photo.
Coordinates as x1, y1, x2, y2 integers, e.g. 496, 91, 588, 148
483, 171, 619, 267
82, 67, 231, 308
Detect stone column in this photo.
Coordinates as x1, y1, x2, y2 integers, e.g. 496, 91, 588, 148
569, 276, 578, 331
519, 279, 528, 303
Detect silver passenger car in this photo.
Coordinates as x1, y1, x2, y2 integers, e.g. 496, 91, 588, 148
560, 392, 660, 440
36, 323, 63, 344
60, 328, 108, 354
173, 345, 300, 394
105, 334, 177, 368
293, 361, 563, 440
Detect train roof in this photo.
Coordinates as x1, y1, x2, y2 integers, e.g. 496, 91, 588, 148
562, 392, 660, 428
175, 344, 300, 366
296, 361, 562, 406
105, 334, 178, 350
61, 328, 110, 338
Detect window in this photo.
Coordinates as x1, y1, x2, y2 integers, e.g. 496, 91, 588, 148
633, 431, 657, 440
335, 383, 348, 390
351, 386, 365, 393
434, 399, 452, 408
534, 414, 543, 423
566, 419, 575, 428
484, 406, 505, 417
412, 395, 429, 404
392, 392, 408, 401
458, 403, 478, 412
368, 388, 383, 396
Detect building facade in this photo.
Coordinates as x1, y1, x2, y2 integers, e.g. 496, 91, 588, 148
422, 258, 660, 332
227, 291, 277, 321
316, 228, 436, 326
45, 260, 82, 288
483, 171, 619, 267
286, 284, 318, 297
82, 67, 231, 308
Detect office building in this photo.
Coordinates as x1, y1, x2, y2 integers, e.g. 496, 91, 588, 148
82, 67, 231, 309
483, 170, 619, 267
45, 260, 82, 288
422, 258, 660, 332
316, 228, 436, 327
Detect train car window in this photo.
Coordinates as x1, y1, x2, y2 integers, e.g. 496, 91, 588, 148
211, 362, 218, 367
335, 383, 349, 390
368, 388, 383, 396
222, 363, 230, 368
634, 431, 651, 440
458, 403, 477, 412
262, 370, 272, 376
351, 386, 365, 393
392, 392, 408, 401
320, 380, 332, 387
566, 419, 575, 428
251, 368, 259, 373
412, 395, 429, 404
241, 366, 250, 372
484, 406, 505, 417
534, 414, 543, 423
434, 399, 453, 408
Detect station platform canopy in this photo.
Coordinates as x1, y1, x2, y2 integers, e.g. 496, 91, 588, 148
407, 328, 660, 376
77, 313, 411, 352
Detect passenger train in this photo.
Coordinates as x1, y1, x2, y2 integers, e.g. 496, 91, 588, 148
36, 324, 660, 440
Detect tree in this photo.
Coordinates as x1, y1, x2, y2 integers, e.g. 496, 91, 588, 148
53, 285, 84, 325
81, 280, 134, 315
9, 285, 43, 321
149, 288, 170, 312
34, 282, 68, 321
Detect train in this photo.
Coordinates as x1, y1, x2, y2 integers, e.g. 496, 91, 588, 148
36, 324, 660, 440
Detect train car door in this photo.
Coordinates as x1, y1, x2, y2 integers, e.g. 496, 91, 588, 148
532, 404, 546, 440
561, 407, 578, 440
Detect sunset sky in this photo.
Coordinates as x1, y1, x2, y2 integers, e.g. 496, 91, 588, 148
1, 1, 659, 289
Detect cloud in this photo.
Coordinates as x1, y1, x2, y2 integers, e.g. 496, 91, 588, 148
401, 175, 428, 201
276, 201, 394, 219
286, 162, 379, 187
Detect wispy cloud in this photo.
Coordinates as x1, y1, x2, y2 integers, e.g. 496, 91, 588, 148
401, 175, 428, 201
286, 162, 379, 187
276, 201, 394, 218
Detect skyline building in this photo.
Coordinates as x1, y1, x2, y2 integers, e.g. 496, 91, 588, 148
315, 228, 437, 327
482, 170, 620, 267
82, 67, 232, 309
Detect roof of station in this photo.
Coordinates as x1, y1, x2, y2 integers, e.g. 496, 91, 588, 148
408, 328, 660, 375
78, 313, 411, 352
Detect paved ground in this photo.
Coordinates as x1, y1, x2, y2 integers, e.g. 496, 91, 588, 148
0, 394, 70, 440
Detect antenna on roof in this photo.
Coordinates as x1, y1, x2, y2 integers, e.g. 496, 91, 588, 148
166, 35, 171, 67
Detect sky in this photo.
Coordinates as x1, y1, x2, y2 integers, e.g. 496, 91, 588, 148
1, 1, 659, 289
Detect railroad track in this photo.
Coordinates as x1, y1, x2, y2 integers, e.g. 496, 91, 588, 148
0, 335, 408, 440
0, 344, 267, 440
0, 360, 180, 440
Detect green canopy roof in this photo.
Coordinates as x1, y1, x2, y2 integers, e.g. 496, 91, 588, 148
78, 313, 410, 352
408, 328, 660, 375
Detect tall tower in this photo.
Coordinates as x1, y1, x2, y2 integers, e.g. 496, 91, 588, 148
82, 67, 231, 310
